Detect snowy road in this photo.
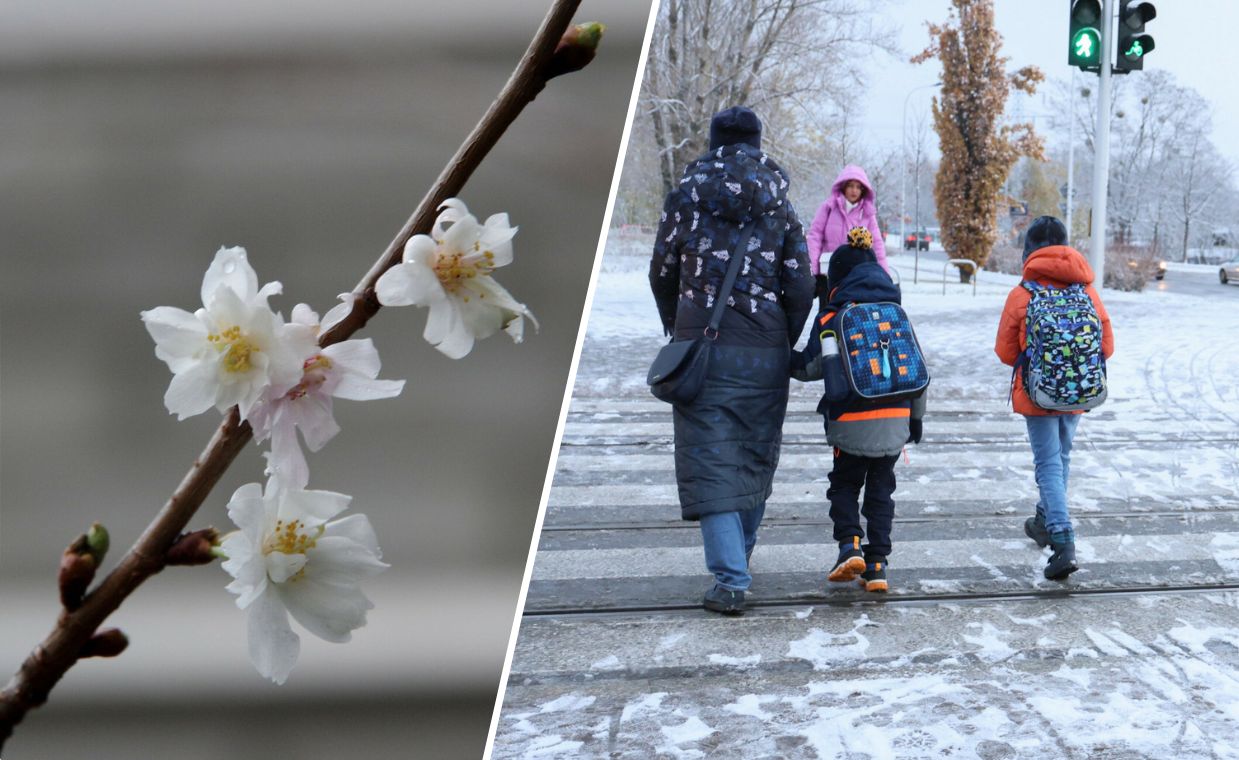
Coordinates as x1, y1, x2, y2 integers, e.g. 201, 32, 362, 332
493, 234, 1239, 759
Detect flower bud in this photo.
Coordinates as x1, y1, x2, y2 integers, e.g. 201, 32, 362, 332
547, 22, 605, 80
58, 551, 96, 610
86, 522, 110, 563
80, 629, 128, 659
165, 527, 221, 567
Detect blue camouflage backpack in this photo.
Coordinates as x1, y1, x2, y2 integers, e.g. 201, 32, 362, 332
1017, 281, 1107, 411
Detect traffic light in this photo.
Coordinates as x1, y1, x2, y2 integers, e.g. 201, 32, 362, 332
1068, 0, 1103, 71
1115, 0, 1156, 72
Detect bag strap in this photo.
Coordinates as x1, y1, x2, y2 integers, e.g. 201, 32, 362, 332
705, 218, 760, 338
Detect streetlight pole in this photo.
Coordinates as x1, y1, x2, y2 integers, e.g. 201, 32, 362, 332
900, 81, 941, 284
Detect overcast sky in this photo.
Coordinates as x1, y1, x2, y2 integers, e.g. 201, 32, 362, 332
865, 0, 1239, 166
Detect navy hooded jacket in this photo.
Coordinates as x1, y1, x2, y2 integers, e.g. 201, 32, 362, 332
793, 261, 926, 457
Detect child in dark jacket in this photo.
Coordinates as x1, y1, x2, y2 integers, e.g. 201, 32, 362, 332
791, 228, 926, 592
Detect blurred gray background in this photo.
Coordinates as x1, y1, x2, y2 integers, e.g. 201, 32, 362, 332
0, 1, 650, 757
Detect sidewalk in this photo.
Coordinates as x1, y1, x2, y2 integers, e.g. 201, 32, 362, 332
492, 238, 1239, 759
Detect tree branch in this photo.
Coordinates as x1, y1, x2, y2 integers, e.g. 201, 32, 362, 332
0, 0, 588, 747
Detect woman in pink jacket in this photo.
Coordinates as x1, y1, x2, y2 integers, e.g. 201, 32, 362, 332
807, 165, 888, 303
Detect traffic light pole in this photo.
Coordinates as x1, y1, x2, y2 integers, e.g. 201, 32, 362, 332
1088, 0, 1113, 288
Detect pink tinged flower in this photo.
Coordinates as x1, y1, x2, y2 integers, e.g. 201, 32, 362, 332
140, 248, 318, 421
374, 198, 538, 359
220, 479, 387, 684
249, 303, 405, 490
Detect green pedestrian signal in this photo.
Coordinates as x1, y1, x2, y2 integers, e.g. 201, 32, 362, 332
1068, 0, 1102, 71
1073, 29, 1098, 61
1116, 0, 1156, 73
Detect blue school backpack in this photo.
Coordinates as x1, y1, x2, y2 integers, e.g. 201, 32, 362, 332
829, 301, 930, 401
1017, 281, 1107, 411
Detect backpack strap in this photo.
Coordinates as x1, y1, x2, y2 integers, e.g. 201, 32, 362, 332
705, 218, 760, 338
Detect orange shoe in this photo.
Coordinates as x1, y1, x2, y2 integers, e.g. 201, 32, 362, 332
858, 557, 888, 593
828, 537, 866, 582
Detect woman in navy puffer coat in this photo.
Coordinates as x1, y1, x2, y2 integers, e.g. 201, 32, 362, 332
649, 106, 814, 615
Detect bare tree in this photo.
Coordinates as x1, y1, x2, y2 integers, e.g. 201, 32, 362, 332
1166, 123, 1234, 261
642, 0, 895, 198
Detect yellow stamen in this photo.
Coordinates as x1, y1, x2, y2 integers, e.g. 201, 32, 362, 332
207, 325, 259, 373
263, 518, 324, 582
433, 248, 495, 295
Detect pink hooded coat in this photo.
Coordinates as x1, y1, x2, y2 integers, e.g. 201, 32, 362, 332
807, 165, 888, 275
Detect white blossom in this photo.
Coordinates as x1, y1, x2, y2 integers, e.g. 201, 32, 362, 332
374, 198, 537, 359
141, 248, 316, 421
220, 479, 387, 684
248, 302, 405, 490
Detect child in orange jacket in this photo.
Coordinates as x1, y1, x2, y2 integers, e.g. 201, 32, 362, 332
995, 216, 1114, 580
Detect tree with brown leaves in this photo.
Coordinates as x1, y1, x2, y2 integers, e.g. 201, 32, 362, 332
913, 0, 1044, 280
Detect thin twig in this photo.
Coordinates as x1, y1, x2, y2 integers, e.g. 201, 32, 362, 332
0, 0, 585, 747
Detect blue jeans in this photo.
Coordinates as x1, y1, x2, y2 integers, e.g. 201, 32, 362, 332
1024, 414, 1082, 534
699, 503, 766, 591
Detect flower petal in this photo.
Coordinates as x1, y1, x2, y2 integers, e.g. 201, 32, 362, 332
459, 299, 505, 341
331, 376, 405, 401
225, 482, 267, 529
246, 588, 301, 684
313, 516, 389, 583
221, 533, 268, 609
441, 210, 482, 253
504, 314, 526, 343
322, 338, 382, 378
375, 261, 442, 307
322, 513, 383, 557
290, 303, 319, 329
296, 392, 340, 452
402, 235, 437, 267
320, 296, 354, 333
432, 198, 469, 239
163, 359, 220, 420
277, 578, 373, 644
141, 306, 207, 366
264, 550, 308, 584
478, 215, 517, 267
434, 324, 475, 359
201, 247, 259, 306
266, 411, 310, 490
279, 487, 351, 525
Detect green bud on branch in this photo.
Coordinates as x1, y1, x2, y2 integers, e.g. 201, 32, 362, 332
86, 523, 109, 563
547, 22, 605, 80
165, 527, 221, 567
57, 524, 110, 610
57, 551, 95, 611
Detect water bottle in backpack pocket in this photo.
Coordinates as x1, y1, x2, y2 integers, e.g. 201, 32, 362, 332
1017, 280, 1107, 411
819, 329, 852, 401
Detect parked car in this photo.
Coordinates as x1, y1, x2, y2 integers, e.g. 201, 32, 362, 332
903, 228, 931, 251
1221, 257, 1239, 285
1156, 259, 1167, 280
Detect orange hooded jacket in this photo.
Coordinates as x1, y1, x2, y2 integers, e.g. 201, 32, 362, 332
994, 245, 1115, 417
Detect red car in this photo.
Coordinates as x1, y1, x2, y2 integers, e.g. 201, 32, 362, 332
903, 228, 931, 251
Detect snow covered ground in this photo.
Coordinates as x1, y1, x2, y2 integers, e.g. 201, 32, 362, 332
492, 233, 1239, 760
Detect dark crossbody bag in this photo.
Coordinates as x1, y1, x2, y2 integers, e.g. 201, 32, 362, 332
647, 219, 758, 405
